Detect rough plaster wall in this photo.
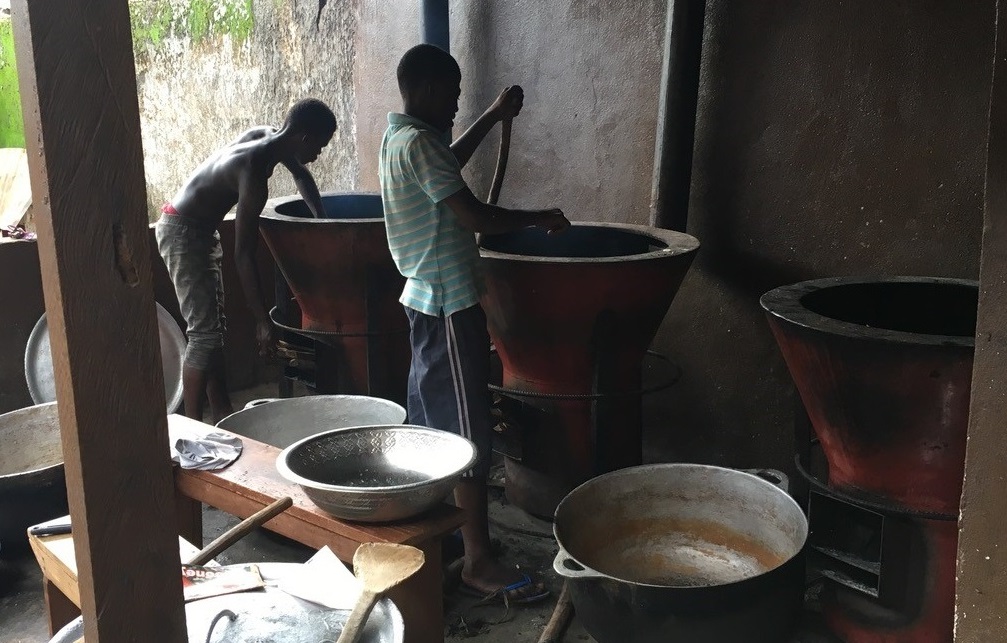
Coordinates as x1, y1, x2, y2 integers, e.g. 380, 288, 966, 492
352, 0, 664, 227
352, 0, 421, 190
134, 0, 358, 218
452, 2, 664, 222
650, 0, 995, 472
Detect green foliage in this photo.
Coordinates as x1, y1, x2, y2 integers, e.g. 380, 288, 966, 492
0, 18, 24, 148
130, 0, 255, 52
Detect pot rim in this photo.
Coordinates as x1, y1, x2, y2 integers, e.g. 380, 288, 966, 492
552, 463, 808, 590
263, 191, 384, 224
215, 394, 407, 429
478, 222, 700, 264
760, 275, 978, 348
0, 402, 64, 483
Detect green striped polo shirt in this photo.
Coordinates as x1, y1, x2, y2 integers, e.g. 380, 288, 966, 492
379, 112, 480, 317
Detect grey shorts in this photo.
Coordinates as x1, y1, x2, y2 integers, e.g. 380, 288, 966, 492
405, 304, 493, 478
155, 214, 226, 370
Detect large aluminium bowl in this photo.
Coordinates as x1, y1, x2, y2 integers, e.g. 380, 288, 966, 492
276, 425, 477, 523
216, 395, 406, 449
0, 402, 68, 551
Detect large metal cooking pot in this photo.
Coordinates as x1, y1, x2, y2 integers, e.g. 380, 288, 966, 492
215, 395, 406, 449
0, 403, 67, 552
553, 464, 808, 643
48, 562, 404, 643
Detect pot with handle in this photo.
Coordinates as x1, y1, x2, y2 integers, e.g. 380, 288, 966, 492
553, 463, 808, 643
215, 395, 406, 450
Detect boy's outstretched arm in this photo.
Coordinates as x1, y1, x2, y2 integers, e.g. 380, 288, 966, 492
451, 86, 524, 169
283, 160, 326, 218
233, 169, 274, 355
443, 186, 568, 235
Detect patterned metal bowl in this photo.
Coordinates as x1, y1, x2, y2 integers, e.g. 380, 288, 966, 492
276, 425, 477, 523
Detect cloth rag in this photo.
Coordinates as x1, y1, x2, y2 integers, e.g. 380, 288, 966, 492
169, 423, 243, 471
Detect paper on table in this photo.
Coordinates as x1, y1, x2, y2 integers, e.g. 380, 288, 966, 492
276, 546, 363, 610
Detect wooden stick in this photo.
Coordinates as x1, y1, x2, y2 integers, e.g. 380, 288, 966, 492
538, 581, 574, 643
69, 497, 293, 642
187, 497, 293, 565
488, 119, 513, 206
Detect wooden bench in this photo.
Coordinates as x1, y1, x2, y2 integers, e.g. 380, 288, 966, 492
28, 527, 206, 635
171, 414, 466, 643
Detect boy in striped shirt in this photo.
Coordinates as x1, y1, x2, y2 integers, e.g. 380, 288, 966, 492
380, 44, 568, 604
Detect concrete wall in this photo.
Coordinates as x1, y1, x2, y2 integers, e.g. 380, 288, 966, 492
353, 1, 665, 225
133, 0, 359, 216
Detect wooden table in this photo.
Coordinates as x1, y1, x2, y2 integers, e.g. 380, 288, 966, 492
171, 414, 466, 643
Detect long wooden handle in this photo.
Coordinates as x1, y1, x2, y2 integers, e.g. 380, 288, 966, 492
336, 588, 379, 643
68, 497, 293, 642
538, 581, 574, 643
488, 119, 513, 206
187, 496, 293, 565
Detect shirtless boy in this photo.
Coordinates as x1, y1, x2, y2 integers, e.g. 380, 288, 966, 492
156, 99, 336, 423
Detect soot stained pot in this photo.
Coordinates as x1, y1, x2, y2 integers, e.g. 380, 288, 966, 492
553, 464, 808, 643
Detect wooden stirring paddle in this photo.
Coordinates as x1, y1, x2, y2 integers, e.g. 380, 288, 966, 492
336, 543, 426, 643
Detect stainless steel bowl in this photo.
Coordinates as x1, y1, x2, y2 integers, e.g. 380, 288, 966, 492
276, 425, 477, 523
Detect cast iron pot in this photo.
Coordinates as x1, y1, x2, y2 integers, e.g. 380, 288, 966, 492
553, 464, 808, 643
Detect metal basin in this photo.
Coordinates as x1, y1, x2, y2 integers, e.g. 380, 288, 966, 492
215, 395, 406, 449
0, 403, 68, 551
49, 562, 404, 643
276, 425, 477, 523
760, 276, 976, 513
261, 193, 409, 401
553, 464, 807, 643
760, 276, 977, 642
478, 222, 699, 516
24, 302, 185, 412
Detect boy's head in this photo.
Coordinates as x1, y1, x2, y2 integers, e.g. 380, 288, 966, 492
397, 44, 461, 131
284, 98, 337, 163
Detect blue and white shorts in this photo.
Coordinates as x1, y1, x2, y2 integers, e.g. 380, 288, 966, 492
405, 304, 492, 478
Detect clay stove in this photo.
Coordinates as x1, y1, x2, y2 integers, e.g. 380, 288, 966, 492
260, 193, 409, 403
762, 276, 977, 642
479, 223, 699, 517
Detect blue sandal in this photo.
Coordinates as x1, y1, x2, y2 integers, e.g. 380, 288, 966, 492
461, 573, 551, 606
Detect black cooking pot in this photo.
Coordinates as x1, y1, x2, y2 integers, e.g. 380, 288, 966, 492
553, 464, 808, 643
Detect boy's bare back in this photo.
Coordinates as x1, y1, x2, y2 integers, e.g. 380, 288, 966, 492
167, 126, 280, 227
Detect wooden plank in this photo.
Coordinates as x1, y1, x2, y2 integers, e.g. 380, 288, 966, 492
42, 580, 80, 636
0, 147, 30, 229
9, 1, 187, 641
956, 2, 1007, 639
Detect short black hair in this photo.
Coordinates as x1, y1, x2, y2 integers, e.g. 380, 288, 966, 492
397, 44, 461, 93
284, 99, 337, 137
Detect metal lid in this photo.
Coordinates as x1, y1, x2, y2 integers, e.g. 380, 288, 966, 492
24, 302, 186, 412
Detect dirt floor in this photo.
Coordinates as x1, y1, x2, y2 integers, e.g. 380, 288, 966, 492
0, 384, 840, 643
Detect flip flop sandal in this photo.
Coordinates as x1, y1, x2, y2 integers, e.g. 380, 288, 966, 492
460, 573, 552, 607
